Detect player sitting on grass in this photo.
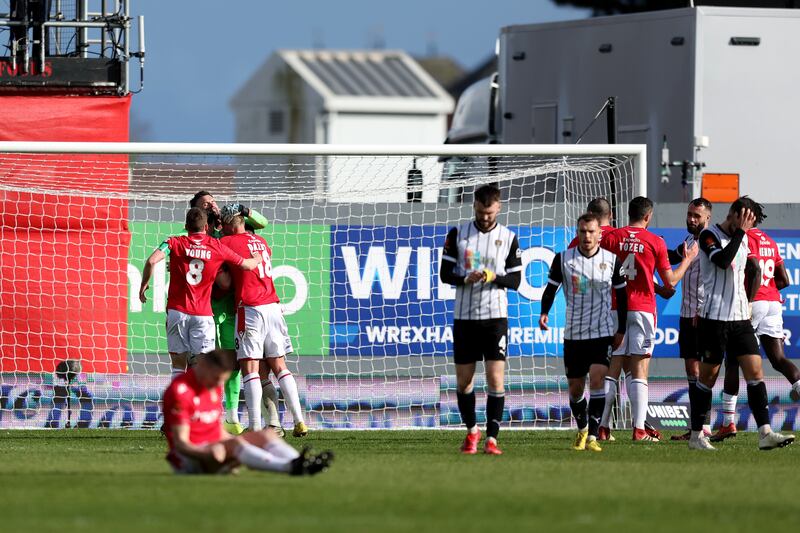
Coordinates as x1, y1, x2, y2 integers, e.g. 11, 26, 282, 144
139, 208, 263, 381
540, 213, 627, 452
189, 190, 274, 436
162, 349, 331, 475
220, 205, 308, 437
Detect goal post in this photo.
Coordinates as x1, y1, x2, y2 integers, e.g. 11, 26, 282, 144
0, 142, 646, 429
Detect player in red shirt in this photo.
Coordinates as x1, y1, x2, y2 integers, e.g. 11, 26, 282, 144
138, 208, 263, 379
219, 206, 308, 437
567, 198, 615, 249
162, 349, 332, 475
711, 201, 800, 441
600, 196, 698, 441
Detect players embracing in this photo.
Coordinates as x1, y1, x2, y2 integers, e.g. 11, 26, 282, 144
600, 197, 697, 441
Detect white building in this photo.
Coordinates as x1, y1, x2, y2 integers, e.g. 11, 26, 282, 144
230, 50, 454, 201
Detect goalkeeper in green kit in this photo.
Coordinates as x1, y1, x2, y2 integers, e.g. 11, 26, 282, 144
189, 191, 284, 436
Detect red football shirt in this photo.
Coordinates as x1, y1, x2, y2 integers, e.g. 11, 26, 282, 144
568, 225, 615, 249
165, 232, 244, 316
220, 232, 280, 307
162, 368, 223, 452
747, 228, 784, 302
601, 226, 671, 314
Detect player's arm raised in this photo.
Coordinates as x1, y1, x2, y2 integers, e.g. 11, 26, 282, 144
538, 253, 562, 330
659, 239, 698, 288
700, 208, 756, 270
139, 242, 168, 303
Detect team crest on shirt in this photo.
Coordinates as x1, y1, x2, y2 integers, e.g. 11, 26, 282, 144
599, 262, 608, 270
495, 239, 503, 247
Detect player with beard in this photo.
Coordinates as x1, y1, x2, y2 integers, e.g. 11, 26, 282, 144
668, 198, 714, 441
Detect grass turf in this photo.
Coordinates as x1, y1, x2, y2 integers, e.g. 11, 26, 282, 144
0, 429, 797, 532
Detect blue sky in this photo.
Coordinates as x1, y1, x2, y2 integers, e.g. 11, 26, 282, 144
133, 1, 589, 142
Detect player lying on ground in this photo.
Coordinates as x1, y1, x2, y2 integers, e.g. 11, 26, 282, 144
688, 197, 794, 450
440, 184, 522, 455
667, 198, 714, 441
540, 213, 628, 452
220, 205, 308, 437
189, 190, 274, 436
600, 197, 698, 442
162, 349, 331, 475
711, 199, 800, 442
138, 208, 262, 380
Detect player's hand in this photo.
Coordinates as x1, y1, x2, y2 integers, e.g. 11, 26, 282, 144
736, 208, 756, 232
539, 314, 549, 331
138, 284, 148, 304
465, 271, 484, 284
692, 315, 699, 328
237, 204, 251, 218
612, 332, 624, 350
252, 251, 264, 263
208, 442, 227, 464
482, 269, 496, 283
655, 283, 676, 299
683, 240, 699, 261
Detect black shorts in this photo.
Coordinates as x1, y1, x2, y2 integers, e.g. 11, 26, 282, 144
678, 317, 701, 360
563, 337, 612, 379
453, 318, 508, 365
699, 318, 759, 365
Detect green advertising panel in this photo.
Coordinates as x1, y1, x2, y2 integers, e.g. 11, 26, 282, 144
127, 222, 330, 356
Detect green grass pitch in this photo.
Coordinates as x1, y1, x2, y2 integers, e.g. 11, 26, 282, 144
1, 429, 797, 532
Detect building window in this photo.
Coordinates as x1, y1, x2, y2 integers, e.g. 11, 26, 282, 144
269, 110, 285, 135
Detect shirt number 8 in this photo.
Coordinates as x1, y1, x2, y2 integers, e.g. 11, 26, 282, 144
186, 258, 205, 286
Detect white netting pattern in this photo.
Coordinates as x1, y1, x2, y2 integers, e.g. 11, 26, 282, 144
0, 149, 640, 429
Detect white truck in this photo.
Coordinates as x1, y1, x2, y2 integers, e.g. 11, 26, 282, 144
445, 6, 800, 203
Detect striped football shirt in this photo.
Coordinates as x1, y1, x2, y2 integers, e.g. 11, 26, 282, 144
547, 247, 626, 340
442, 221, 522, 320
698, 224, 750, 321
676, 234, 704, 318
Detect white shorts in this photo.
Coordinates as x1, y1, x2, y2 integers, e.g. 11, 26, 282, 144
751, 300, 784, 339
236, 303, 294, 360
166, 309, 215, 355
612, 311, 655, 356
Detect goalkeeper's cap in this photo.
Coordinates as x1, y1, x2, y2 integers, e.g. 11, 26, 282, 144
220, 203, 243, 224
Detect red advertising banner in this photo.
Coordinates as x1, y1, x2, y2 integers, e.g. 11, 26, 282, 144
0, 95, 130, 373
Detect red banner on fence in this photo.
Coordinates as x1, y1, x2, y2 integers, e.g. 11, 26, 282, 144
0, 95, 131, 373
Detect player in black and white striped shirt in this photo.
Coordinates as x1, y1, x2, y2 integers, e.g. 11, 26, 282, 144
539, 213, 628, 452
688, 196, 795, 450
440, 184, 522, 455
667, 198, 713, 441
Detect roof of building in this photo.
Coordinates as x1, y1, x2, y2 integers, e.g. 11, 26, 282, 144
231, 49, 454, 115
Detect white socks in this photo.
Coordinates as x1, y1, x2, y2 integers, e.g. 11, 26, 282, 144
722, 392, 738, 426
277, 370, 305, 425
601, 377, 617, 427
264, 438, 300, 460
629, 378, 648, 430
243, 372, 263, 431
261, 379, 281, 428
225, 406, 240, 425
235, 442, 291, 473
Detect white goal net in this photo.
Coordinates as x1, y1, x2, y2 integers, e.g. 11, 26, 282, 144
0, 142, 645, 430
